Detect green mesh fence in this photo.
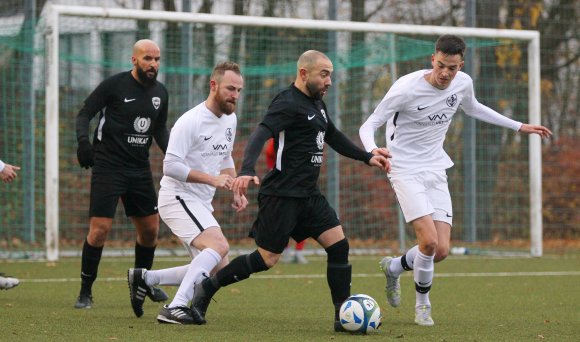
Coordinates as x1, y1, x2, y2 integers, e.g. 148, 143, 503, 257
1, 14, 536, 258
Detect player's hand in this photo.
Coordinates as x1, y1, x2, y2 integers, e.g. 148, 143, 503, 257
213, 174, 234, 190
369, 155, 391, 173
77, 139, 94, 169
0, 164, 20, 183
519, 124, 552, 139
232, 175, 260, 197
232, 193, 249, 212
371, 147, 392, 159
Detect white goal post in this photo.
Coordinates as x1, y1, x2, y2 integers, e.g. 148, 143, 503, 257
43, 4, 543, 261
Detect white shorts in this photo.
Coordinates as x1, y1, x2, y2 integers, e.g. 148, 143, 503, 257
158, 193, 220, 249
388, 170, 453, 226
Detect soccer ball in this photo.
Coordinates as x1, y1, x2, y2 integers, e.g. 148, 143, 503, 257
339, 294, 382, 333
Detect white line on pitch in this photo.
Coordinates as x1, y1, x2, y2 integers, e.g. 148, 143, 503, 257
19, 271, 580, 283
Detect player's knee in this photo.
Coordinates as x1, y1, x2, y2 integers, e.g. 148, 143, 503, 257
134, 222, 159, 241
194, 228, 230, 258
261, 252, 279, 268
253, 249, 274, 270
325, 238, 349, 264
139, 231, 159, 245
435, 246, 449, 262
88, 222, 112, 245
143, 224, 160, 236
255, 248, 278, 268
210, 237, 230, 258
420, 239, 438, 256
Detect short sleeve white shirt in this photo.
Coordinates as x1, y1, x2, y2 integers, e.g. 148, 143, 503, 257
160, 102, 237, 210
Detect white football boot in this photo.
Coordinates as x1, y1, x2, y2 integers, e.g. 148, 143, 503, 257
379, 256, 401, 307
414, 304, 435, 326
0, 273, 20, 290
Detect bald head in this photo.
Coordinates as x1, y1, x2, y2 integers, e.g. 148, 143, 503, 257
297, 50, 331, 72
131, 39, 161, 86
133, 39, 160, 56
295, 50, 333, 99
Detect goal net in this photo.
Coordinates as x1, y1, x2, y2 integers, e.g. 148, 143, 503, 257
0, 5, 542, 260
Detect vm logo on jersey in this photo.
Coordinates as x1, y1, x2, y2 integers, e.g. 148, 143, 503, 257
225, 128, 233, 142
428, 114, 448, 121
213, 144, 228, 151
133, 117, 151, 133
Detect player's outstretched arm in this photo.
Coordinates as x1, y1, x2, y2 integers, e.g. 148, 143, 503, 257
519, 124, 552, 139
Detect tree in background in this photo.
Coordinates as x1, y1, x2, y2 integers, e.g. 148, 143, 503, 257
536, 0, 578, 139
0, 0, 576, 247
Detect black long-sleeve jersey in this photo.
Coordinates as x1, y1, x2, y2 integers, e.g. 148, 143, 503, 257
75, 71, 169, 170
240, 84, 373, 197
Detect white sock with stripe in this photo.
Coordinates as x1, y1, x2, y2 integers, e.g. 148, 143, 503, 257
169, 248, 222, 308
414, 250, 434, 307
390, 245, 419, 276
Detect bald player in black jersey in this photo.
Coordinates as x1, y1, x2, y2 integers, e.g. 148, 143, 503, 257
190, 50, 391, 331
74, 39, 170, 309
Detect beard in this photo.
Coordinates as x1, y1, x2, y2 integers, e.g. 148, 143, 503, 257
218, 101, 236, 115
306, 81, 326, 100
136, 67, 157, 86
216, 92, 236, 115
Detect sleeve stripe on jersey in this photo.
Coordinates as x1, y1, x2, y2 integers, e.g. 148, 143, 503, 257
275, 131, 285, 171
390, 112, 399, 141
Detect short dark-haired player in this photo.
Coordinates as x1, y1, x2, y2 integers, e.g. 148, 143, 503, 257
359, 34, 552, 326
74, 39, 170, 309
190, 50, 391, 332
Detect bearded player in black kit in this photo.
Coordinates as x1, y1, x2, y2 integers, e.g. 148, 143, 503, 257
74, 39, 170, 309
190, 50, 391, 331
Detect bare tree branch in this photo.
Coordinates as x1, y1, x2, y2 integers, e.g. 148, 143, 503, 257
365, 0, 388, 21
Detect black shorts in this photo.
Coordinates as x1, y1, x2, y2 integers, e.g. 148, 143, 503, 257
251, 193, 341, 254
89, 168, 158, 218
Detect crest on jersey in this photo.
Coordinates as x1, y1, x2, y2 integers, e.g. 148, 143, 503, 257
152, 97, 161, 110
225, 128, 233, 142
316, 131, 325, 150
133, 117, 151, 133
446, 94, 457, 107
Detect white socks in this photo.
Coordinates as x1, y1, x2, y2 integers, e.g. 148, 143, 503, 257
145, 265, 189, 287
390, 245, 419, 276
169, 248, 222, 308
413, 251, 434, 307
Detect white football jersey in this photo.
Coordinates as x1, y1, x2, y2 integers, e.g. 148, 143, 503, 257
160, 102, 236, 209
360, 70, 521, 175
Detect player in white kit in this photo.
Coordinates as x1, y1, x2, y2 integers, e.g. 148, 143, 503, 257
359, 35, 552, 326
127, 62, 246, 324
